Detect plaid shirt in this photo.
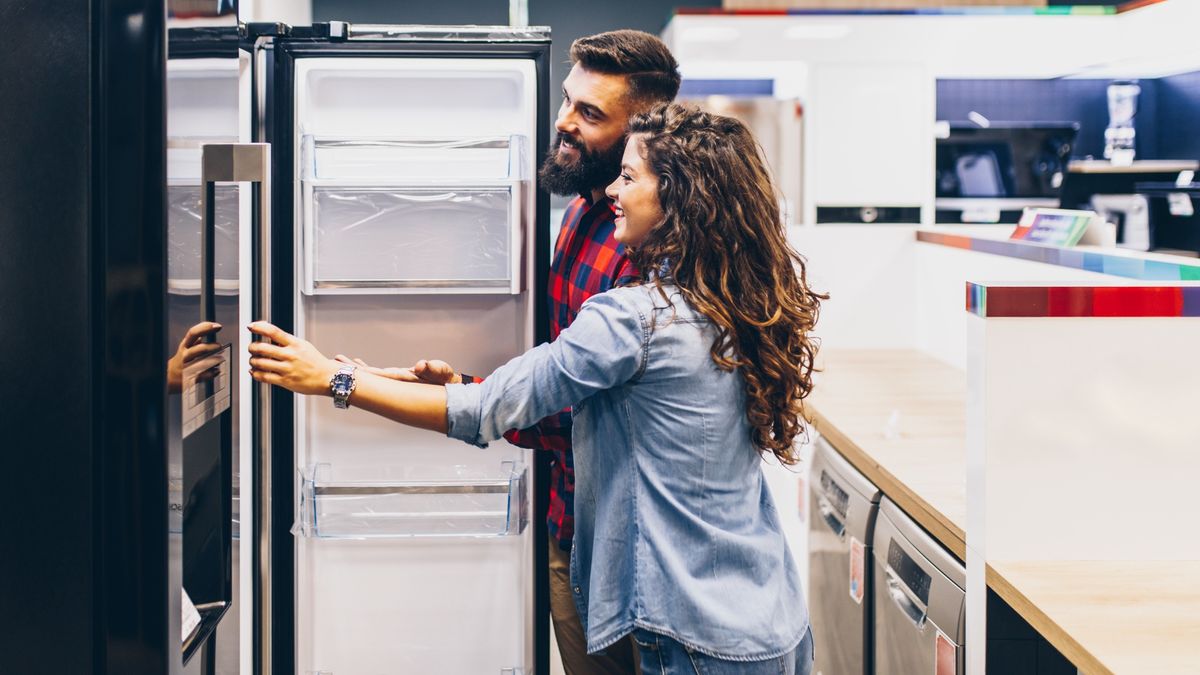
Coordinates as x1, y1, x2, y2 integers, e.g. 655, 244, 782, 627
466, 194, 634, 550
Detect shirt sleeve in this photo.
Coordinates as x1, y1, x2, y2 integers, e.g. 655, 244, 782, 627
445, 290, 647, 447
502, 409, 572, 452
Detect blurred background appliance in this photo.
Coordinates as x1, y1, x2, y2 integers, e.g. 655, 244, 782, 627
935, 122, 1077, 224
678, 81, 804, 224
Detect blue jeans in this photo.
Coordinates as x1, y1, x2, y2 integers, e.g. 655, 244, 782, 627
631, 627, 814, 675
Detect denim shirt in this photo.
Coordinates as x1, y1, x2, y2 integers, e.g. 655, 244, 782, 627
445, 284, 809, 660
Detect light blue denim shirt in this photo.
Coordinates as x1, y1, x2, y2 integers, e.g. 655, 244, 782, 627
445, 284, 808, 660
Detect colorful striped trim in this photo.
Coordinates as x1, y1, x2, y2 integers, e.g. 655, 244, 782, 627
966, 282, 1200, 317
674, 5, 1124, 17
917, 230, 1200, 282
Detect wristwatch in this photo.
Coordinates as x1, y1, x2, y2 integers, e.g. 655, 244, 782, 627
330, 365, 357, 410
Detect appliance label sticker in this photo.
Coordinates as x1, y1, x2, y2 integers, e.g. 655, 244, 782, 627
849, 536, 865, 605
797, 473, 807, 524
935, 629, 957, 675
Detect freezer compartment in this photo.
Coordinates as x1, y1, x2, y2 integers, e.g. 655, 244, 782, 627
300, 135, 528, 295
297, 461, 528, 538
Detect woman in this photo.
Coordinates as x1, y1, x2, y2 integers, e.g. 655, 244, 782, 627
248, 103, 824, 674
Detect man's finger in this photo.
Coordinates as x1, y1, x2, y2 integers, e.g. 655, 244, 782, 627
380, 367, 421, 383
248, 321, 294, 346
334, 354, 354, 364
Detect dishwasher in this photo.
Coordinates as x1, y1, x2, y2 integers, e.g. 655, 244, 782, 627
808, 437, 882, 675
872, 497, 966, 675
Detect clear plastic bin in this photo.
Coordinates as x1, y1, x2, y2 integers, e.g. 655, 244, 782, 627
300, 136, 529, 295
296, 461, 528, 539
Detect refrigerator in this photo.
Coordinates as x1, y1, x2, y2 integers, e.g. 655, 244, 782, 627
1, 0, 181, 673
247, 22, 552, 675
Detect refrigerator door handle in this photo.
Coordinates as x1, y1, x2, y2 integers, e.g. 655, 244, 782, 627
200, 142, 272, 674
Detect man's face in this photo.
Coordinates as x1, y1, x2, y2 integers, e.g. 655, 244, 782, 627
539, 64, 637, 197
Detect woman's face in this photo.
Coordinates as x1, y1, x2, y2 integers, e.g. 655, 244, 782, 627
606, 134, 663, 247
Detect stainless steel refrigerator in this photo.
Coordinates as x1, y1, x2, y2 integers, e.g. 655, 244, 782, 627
247, 22, 552, 675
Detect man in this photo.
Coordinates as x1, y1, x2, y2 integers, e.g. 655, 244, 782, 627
347, 30, 680, 675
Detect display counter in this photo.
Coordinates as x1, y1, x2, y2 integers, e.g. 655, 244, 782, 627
803, 225, 1200, 673
810, 346, 1200, 675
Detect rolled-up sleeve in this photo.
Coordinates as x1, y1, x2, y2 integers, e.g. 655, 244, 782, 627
445, 289, 648, 447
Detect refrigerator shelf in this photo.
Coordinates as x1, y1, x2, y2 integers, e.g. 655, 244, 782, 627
301, 183, 524, 295
299, 135, 528, 295
297, 462, 528, 539
300, 135, 529, 183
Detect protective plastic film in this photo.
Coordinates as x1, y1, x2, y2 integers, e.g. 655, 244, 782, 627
309, 186, 513, 289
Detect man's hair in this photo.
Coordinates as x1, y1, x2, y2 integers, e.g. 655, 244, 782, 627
569, 30, 681, 106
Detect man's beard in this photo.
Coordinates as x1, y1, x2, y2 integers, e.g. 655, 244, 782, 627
539, 132, 625, 197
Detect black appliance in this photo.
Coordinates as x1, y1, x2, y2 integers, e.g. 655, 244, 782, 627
935, 123, 1078, 223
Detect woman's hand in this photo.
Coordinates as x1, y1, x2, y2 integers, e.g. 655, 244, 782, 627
247, 322, 340, 397
167, 321, 224, 394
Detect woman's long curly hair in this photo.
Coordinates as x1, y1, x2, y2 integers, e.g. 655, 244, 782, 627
625, 103, 826, 464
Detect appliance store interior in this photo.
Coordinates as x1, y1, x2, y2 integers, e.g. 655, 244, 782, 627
4, 0, 1198, 674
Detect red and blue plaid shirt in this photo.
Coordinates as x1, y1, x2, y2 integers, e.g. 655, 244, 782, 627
467, 194, 634, 550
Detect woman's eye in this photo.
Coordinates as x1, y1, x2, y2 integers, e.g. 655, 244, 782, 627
621, 173, 632, 182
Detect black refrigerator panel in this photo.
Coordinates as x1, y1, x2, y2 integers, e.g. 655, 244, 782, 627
250, 25, 552, 675
0, 0, 167, 673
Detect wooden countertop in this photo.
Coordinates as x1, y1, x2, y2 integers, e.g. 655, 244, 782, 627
808, 348, 968, 559
808, 349, 1200, 674
988, 561, 1200, 675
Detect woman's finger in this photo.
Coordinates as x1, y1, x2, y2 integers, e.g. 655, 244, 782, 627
183, 321, 222, 346
248, 341, 288, 360
334, 354, 354, 364
250, 369, 284, 387
249, 357, 288, 374
184, 342, 223, 361
248, 321, 295, 346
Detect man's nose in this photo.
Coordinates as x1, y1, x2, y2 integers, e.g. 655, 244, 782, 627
555, 105, 578, 135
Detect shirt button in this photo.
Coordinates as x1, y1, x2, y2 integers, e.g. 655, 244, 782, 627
573, 586, 581, 595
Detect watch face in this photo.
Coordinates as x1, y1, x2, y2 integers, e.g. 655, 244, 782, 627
332, 373, 353, 392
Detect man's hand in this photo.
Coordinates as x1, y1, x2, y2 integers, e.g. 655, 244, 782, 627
333, 355, 461, 385
411, 359, 461, 385
248, 322, 341, 396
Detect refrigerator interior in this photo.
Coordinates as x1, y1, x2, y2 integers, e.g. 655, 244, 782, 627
290, 56, 538, 674
166, 54, 246, 675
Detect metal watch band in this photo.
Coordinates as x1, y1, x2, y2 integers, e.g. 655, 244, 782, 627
331, 364, 356, 410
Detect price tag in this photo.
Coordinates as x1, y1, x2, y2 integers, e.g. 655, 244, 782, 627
849, 536, 865, 605
935, 629, 957, 675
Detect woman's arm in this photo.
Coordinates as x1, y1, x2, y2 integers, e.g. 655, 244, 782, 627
247, 322, 448, 433
247, 289, 648, 445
